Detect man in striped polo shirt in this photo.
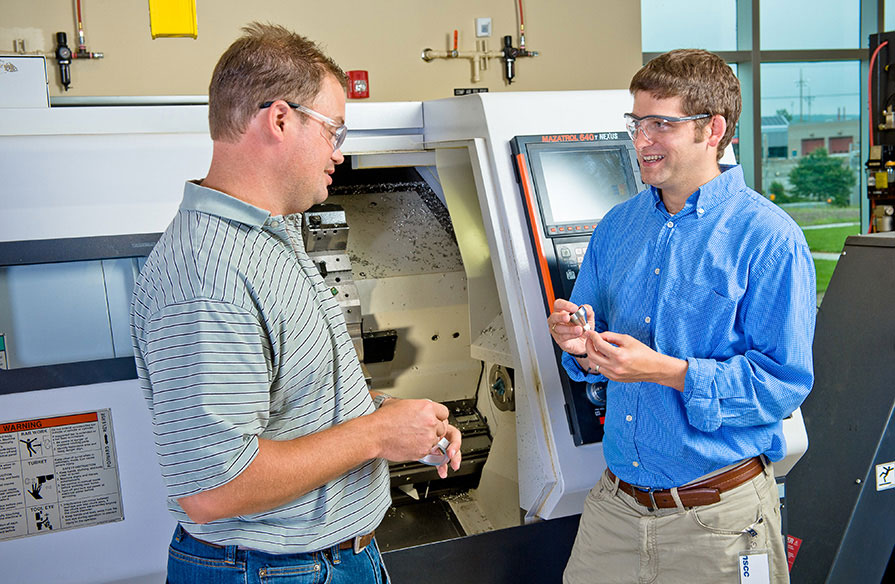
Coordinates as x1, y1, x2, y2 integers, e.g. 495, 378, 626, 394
131, 23, 461, 583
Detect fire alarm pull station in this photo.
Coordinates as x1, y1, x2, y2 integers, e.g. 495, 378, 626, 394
347, 70, 369, 99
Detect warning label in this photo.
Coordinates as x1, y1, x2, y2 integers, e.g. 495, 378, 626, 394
877, 460, 895, 491
0, 410, 123, 542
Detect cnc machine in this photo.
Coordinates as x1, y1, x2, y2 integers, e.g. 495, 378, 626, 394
0, 91, 810, 583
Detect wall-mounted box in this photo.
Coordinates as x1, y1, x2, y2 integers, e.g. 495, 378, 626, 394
0, 55, 49, 108
148, 0, 198, 39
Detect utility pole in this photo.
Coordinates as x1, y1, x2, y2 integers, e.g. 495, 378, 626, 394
795, 70, 809, 122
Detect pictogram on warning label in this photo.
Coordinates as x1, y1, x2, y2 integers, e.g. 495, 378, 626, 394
877, 460, 895, 491
0, 410, 123, 542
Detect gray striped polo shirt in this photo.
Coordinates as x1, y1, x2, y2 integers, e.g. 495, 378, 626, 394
131, 181, 390, 553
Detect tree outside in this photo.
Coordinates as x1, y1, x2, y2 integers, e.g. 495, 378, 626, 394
787, 147, 856, 207
768, 180, 792, 203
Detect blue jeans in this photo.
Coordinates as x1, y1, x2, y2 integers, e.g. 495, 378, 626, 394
167, 524, 390, 584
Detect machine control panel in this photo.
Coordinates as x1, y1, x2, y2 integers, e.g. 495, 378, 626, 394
553, 239, 590, 299
511, 132, 644, 445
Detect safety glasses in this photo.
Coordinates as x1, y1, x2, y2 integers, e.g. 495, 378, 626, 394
623, 112, 712, 142
260, 100, 347, 152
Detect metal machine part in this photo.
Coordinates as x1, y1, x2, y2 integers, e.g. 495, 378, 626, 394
420, 31, 537, 85
488, 364, 515, 412
786, 234, 895, 584
418, 437, 451, 466
361, 329, 398, 364
54, 32, 72, 91
301, 206, 363, 360
585, 381, 606, 407
568, 306, 589, 331
872, 204, 895, 232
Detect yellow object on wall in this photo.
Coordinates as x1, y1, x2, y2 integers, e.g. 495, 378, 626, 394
148, 0, 197, 39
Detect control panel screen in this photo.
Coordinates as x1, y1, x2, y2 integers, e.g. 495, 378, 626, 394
511, 132, 643, 446
538, 148, 632, 225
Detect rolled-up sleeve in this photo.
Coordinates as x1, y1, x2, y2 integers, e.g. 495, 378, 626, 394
682, 240, 816, 432
143, 299, 271, 498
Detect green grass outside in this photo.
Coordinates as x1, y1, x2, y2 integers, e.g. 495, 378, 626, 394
802, 224, 862, 253
813, 259, 838, 296
782, 205, 860, 227
780, 208, 861, 300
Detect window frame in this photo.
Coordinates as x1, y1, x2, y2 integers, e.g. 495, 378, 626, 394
642, 0, 879, 232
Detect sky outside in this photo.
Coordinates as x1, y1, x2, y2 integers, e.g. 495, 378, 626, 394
641, 0, 862, 118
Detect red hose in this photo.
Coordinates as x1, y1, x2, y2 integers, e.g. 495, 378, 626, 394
869, 41, 888, 148
868, 41, 889, 233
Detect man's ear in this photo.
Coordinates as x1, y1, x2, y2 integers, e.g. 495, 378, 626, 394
257, 101, 291, 143
706, 114, 727, 149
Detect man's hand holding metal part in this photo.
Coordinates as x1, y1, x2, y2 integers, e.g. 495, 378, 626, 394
548, 298, 687, 391
370, 395, 462, 479
548, 298, 597, 372
548, 298, 594, 354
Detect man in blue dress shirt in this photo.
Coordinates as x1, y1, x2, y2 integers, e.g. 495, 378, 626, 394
550, 49, 816, 584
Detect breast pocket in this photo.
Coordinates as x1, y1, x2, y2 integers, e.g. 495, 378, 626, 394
656, 277, 737, 358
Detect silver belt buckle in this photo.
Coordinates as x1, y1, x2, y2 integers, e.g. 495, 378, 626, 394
353, 532, 372, 554
648, 489, 659, 510
635, 486, 659, 510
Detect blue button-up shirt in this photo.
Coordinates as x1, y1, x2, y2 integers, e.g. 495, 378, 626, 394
562, 165, 816, 489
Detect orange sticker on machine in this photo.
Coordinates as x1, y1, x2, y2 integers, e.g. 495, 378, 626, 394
0, 412, 98, 434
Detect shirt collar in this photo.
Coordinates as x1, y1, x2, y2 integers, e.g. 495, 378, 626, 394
650, 164, 744, 215
180, 180, 272, 227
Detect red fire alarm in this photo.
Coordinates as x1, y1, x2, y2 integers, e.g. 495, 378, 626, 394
347, 70, 369, 99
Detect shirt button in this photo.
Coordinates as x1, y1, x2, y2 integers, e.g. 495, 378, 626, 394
270, 220, 280, 228
632, 461, 639, 467
666, 221, 674, 228
626, 415, 633, 422
644, 316, 651, 324
697, 207, 705, 214
654, 268, 660, 275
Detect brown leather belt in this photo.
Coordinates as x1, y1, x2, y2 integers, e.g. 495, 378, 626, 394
337, 530, 375, 553
608, 456, 764, 509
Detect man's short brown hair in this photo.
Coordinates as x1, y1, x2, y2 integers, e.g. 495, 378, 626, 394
629, 49, 741, 160
208, 22, 347, 142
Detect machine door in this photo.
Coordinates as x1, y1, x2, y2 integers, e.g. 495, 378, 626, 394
511, 132, 643, 445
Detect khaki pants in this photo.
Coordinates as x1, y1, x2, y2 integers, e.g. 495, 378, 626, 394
563, 462, 789, 584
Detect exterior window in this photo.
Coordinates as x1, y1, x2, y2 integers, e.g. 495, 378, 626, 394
761, 0, 860, 50
761, 61, 861, 206
640, 0, 736, 52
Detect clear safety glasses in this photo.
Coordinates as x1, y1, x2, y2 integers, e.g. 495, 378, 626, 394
623, 112, 712, 143
259, 100, 347, 152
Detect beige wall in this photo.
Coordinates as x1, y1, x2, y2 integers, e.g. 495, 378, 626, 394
1, 0, 641, 101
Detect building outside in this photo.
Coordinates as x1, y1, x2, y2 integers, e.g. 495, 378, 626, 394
761, 116, 861, 205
